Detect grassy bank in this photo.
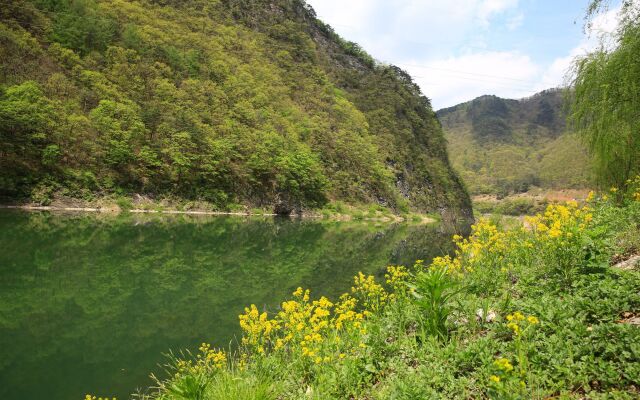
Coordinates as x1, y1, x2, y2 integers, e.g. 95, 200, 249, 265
93, 183, 639, 400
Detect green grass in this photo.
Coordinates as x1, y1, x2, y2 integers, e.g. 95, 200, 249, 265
115, 197, 134, 211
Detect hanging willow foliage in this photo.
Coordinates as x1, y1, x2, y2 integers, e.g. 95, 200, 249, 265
570, 6, 640, 190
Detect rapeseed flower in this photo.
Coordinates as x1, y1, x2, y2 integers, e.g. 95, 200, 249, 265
385, 265, 409, 290
494, 358, 514, 372
507, 322, 521, 335
352, 272, 388, 311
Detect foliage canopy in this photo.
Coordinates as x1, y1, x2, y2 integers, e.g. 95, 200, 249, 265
570, 0, 640, 190
0, 0, 470, 215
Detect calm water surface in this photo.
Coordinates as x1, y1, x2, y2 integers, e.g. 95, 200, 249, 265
0, 210, 459, 399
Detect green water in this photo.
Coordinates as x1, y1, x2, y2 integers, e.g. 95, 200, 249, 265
0, 210, 459, 400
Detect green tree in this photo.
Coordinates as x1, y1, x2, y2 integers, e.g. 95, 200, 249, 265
45, 0, 117, 55
275, 148, 328, 210
0, 81, 55, 194
90, 100, 147, 185
570, 0, 640, 190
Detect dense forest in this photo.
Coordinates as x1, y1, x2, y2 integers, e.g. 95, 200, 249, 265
438, 89, 592, 196
0, 0, 471, 216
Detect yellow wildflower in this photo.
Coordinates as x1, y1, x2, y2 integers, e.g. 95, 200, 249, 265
548, 227, 562, 238
239, 304, 279, 350
385, 265, 409, 289
352, 272, 388, 311
494, 358, 514, 372
507, 322, 521, 335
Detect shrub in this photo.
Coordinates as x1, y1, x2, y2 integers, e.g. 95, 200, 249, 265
409, 262, 459, 340
115, 196, 133, 211
30, 180, 57, 205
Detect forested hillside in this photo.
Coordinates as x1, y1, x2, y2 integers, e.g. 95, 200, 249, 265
438, 89, 592, 196
0, 0, 471, 216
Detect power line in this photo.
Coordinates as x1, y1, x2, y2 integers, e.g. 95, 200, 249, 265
322, 22, 570, 88
410, 72, 548, 92
398, 63, 558, 86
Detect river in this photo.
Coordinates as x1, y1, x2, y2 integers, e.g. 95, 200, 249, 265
0, 209, 460, 399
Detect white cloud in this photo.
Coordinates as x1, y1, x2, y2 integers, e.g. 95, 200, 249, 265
542, 5, 622, 88
506, 12, 524, 31
307, 0, 371, 31
478, 0, 519, 26
307, 0, 521, 59
590, 5, 621, 36
400, 51, 540, 109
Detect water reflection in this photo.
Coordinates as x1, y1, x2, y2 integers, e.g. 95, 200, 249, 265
0, 210, 459, 399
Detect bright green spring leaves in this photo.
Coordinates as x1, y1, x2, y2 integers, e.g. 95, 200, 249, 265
0, 81, 57, 193
0, 0, 469, 213
0, 0, 373, 208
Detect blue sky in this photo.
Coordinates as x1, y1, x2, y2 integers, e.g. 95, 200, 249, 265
306, 0, 621, 109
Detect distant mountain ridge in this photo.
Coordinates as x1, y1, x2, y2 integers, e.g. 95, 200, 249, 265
437, 89, 592, 195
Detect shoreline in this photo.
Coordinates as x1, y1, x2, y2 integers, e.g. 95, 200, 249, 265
0, 205, 437, 224
0, 204, 287, 217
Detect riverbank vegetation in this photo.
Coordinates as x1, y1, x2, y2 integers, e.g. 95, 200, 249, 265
116, 180, 640, 400
473, 197, 549, 217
